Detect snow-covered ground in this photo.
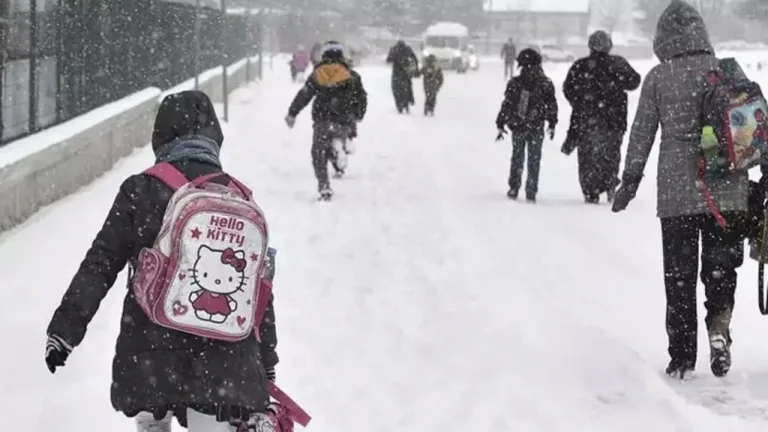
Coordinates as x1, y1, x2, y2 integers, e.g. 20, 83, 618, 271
4, 54, 768, 431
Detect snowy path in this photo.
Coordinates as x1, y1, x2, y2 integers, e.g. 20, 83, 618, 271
4, 56, 768, 431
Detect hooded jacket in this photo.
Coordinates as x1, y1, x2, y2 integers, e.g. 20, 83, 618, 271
621, 0, 748, 218
288, 58, 367, 125
496, 64, 558, 132
563, 41, 640, 137
46, 90, 278, 420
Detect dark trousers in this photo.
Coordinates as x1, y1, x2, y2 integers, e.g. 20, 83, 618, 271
577, 129, 622, 199
424, 90, 437, 114
660, 212, 745, 366
508, 128, 544, 198
312, 122, 347, 191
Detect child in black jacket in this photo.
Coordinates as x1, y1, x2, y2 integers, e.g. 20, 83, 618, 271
45, 91, 279, 432
420, 54, 444, 116
495, 48, 558, 203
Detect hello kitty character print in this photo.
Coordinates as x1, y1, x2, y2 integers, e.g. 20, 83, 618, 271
132, 163, 271, 342
189, 245, 248, 323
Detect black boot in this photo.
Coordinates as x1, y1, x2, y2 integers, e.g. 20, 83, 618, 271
708, 308, 733, 378
665, 359, 694, 380
507, 189, 518, 200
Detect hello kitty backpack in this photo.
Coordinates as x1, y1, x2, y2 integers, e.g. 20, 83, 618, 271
131, 162, 271, 342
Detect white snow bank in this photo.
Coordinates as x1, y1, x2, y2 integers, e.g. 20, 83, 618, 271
0, 55, 261, 232
0, 88, 161, 170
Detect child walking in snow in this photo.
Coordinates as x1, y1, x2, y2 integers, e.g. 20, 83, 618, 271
495, 48, 558, 203
420, 54, 444, 116
44, 90, 286, 432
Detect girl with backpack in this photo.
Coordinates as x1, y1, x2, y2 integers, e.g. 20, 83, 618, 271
495, 48, 558, 203
612, 0, 748, 380
419, 54, 444, 116
44, 91, 290, 432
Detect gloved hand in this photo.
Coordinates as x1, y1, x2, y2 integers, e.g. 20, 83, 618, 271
547, 125, 556, 140
349, 123, 358, 140
496, 127, 507, 142
611, 174, 643, 213
265, 365, 276, 382
45, 334, 72, 373
284, 115, 296, 129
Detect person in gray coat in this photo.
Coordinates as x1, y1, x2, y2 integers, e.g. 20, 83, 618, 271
611, 0, 747, 379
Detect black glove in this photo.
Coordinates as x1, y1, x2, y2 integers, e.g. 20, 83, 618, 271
496, 126, 507, 142
611, 174, 643, 213
45, 334, 72, 373
265, 365, 276, 382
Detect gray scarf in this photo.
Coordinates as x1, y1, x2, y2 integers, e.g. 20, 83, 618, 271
155, 135, 222, 168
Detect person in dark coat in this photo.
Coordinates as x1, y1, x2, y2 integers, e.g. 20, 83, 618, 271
285, 41, 368, 200
419, 54, 444, 116
563, 30, 641, 204
496, 48, 558, 203
386, 40, 419, 113
612, 0, 747, 379
501, 37, 517, 79
44, 90, 279, 430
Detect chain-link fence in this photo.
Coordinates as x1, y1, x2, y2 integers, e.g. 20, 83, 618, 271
1, 0, 265, 145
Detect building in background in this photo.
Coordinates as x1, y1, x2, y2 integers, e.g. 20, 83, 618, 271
483, 0, 590, 44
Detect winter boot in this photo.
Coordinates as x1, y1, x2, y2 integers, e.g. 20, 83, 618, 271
665, 359, 694, 380
318, 186, 334, 201
332, 138, 348, 171
585, 194, 600, 204
507, 189, 518, 200
526, 194, 536, 204
708, 307, 733, 378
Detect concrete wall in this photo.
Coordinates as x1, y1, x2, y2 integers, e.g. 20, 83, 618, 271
0, 57, 259, 232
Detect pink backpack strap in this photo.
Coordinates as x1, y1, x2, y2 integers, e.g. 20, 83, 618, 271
269, 382, 312, 427
187, 172, 253, 200
144, 162, 189, 190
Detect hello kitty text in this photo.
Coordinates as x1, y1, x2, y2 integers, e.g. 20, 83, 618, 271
207, 215, 246, 246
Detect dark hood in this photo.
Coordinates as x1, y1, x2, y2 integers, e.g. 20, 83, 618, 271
653, 0, 714, 62
151, 90, 224, 153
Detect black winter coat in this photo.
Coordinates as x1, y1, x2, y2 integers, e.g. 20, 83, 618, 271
288, 59, 367, 125
563, 52, 640, 138
496, 67, 558, 132
47, 91, 278, 421
420, 64, 444, 95
387, 43, 419, 106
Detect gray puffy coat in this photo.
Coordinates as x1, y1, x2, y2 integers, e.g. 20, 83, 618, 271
622, 0, 748, 218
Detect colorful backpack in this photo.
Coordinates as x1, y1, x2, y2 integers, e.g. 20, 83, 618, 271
131, 162, 271, 342
698, 58, 768, 227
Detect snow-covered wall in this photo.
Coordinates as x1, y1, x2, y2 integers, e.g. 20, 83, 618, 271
0, 57, 258, 232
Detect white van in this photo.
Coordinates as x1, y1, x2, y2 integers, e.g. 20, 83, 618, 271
421, 22, 471, 73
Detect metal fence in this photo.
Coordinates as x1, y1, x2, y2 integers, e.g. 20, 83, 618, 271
0, 0, 264, 145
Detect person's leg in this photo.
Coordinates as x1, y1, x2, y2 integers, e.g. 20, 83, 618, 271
577, 144, 598, 203
186, 409, 237, 432
661, 215, 702, 377
525, 129, 544, 201
507, 133, 526, 198
701, 211, 745, 376
312, 123, 333, 194
135, 412, 172, 432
